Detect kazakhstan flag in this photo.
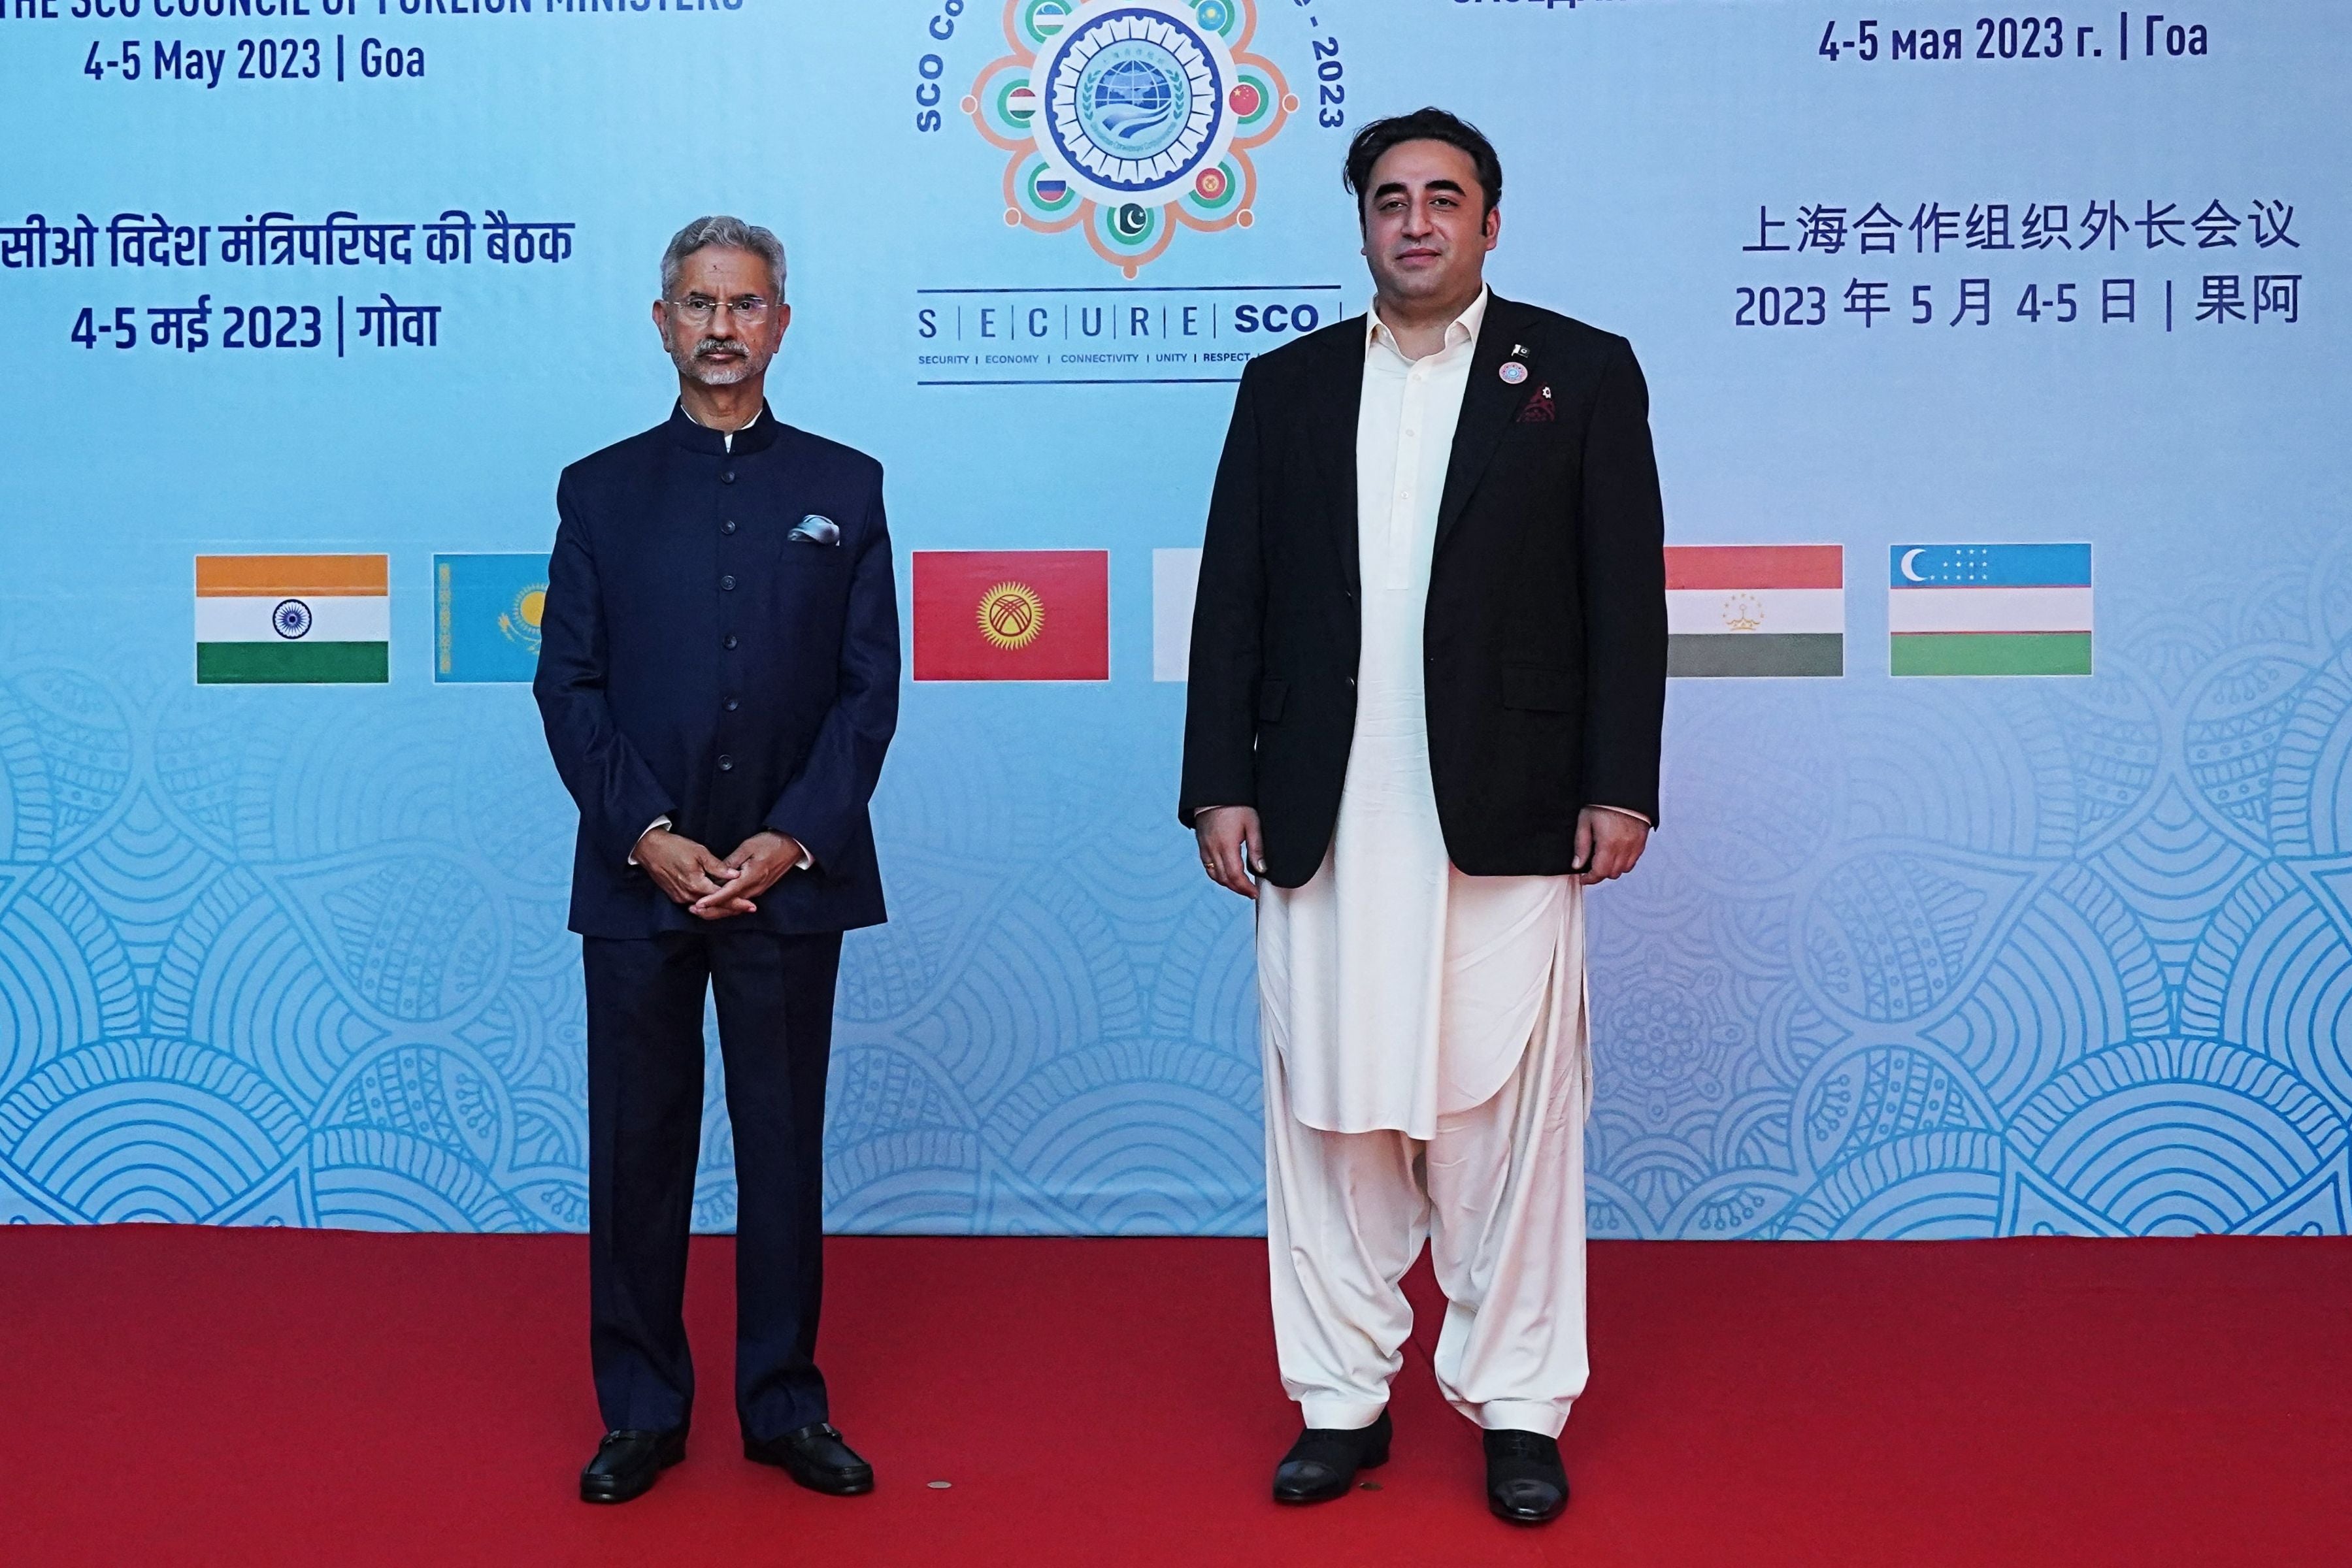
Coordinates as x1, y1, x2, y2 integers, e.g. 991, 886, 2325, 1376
435, 553, 550, 683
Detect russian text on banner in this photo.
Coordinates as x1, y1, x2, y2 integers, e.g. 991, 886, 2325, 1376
195, 554, 389, 685
1665, 545, 1844, 677
435, 553, 549, 683
911, 549, 1110, 681
1889, 544, 2093, 676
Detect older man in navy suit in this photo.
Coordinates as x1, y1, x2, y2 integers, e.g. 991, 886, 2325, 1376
535, 215, 899, 1505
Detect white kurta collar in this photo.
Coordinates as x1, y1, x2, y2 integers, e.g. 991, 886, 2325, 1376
1366, 284, 1490, 363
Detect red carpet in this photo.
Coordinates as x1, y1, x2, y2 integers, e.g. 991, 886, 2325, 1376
6, 1230, 2345, 1566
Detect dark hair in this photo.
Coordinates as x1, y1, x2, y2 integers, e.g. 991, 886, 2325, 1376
1343, 108, 1502, 219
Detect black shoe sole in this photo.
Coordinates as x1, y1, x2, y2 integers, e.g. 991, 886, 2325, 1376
579, 1434, 687, 1505
744, 1443, 876, 1496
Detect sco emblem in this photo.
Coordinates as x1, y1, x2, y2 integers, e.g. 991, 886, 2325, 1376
965, 0, 1296, 274
1036, 3, 1233, 203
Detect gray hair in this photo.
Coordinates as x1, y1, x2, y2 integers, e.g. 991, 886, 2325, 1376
659, 215, 787, 302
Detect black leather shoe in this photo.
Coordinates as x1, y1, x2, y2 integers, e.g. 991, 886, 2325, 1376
1483, 1428, 1569, 1524
578, 1427, 686, 1504
744, 1422, 874, 1495
1271, 1409, 1391, 1504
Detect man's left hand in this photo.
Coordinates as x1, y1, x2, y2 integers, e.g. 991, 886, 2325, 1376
1574, 808, 1649, 886
691, 831, 805, 919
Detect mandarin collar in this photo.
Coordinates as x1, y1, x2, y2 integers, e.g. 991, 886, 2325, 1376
664, 400, 782, 457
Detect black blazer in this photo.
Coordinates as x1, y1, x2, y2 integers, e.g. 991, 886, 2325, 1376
1178, 293, 1666, 889
535, 404, 900, 938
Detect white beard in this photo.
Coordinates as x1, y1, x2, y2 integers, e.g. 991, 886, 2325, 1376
684, 356, 757, 386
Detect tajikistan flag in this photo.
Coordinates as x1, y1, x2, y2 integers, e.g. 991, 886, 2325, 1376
1889, 544, 2091, 676
1666, 544, 1845, 677
196, 554, 390, 684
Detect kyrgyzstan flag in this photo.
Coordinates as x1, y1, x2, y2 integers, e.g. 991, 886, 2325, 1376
911, 549, 1110, 681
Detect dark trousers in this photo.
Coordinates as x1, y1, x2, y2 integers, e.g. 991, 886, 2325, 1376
584, 927, 843, 1441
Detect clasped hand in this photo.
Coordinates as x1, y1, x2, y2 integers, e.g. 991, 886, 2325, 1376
634, 828, 804, 919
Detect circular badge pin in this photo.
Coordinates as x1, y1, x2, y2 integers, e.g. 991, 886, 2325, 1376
1499, 361, 1529, 385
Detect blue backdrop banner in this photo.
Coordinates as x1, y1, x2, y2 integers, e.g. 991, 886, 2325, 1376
2, 0, 2347, 1237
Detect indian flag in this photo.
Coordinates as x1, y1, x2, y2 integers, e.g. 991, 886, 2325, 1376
1889, 544, 2092, 676
1666, 545, 1844, 677
195, 554, 390, 685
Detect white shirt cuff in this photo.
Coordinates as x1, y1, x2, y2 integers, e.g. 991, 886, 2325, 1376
626, 816, 672, 866
1587, 804, 1653, 827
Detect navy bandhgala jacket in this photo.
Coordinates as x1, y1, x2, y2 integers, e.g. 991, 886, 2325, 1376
535, 402, 899, 938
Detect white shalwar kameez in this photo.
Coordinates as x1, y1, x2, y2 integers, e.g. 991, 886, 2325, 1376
1255, 288, 1596, 1439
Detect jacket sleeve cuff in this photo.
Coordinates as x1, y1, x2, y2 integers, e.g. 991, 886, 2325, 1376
762, 801, 844, 874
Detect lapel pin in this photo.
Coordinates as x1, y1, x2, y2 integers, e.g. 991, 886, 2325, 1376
1499, 361, 1529, 385
1511, 343, 1530, 357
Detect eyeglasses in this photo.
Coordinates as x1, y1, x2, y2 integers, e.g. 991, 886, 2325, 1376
667, 293, 772, 325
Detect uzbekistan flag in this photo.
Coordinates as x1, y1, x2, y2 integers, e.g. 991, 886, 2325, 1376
196, 554, 389, 685
1666, 545, 1844, 677
912, 549, 1109, 681
1889, 544, 2092, 676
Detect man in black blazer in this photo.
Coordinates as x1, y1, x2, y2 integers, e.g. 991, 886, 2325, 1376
1180, 111, 1666, 1524
535, 216, 898, 1505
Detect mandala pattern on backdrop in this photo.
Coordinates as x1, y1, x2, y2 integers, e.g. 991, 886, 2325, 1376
2, 540, 2349, 1235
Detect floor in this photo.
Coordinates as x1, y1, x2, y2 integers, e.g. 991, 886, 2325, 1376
7, 1228, 2345, 1565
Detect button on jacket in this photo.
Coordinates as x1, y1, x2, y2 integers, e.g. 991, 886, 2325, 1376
536, 402, 899, 937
